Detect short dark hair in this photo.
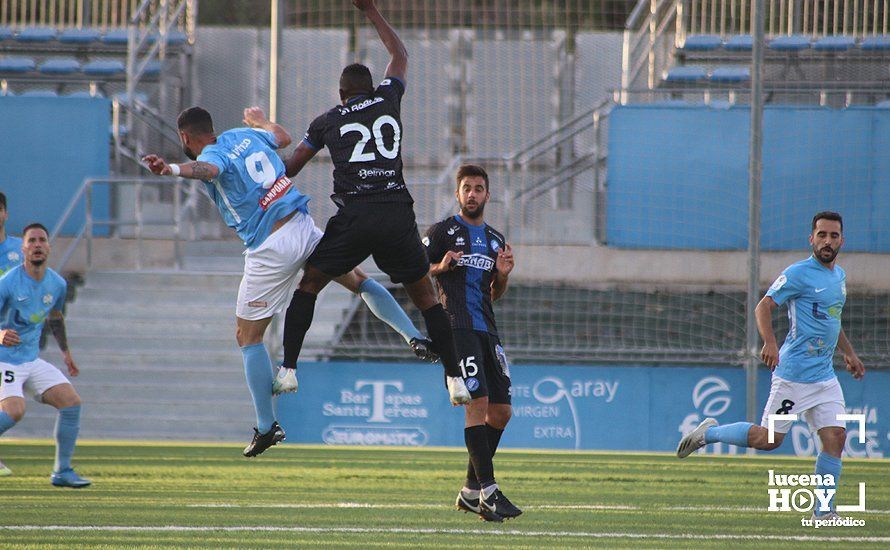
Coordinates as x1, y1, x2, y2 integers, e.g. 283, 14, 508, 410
340, 63, 374, 98
0, 192, 6, 210
22, 222, 49, 238
812, 211, 843, 232
455, 164, 489, 191
177, 106, 214, 135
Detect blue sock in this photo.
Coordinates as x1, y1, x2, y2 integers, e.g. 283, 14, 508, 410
241, 343, 276, 433
814, 452, 842, 516
0, 411, 16, 435
704, 422, 753, 447
54, 405, 81, 472
359, 278, 422, 343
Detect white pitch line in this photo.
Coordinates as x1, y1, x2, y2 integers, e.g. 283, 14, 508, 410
185, 502, 890, 514
0, 525, 887, 542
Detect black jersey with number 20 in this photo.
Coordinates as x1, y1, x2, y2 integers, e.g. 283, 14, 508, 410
302, 77, 411, 204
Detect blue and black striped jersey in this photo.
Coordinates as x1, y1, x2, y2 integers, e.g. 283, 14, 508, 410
424, 215, 506, 336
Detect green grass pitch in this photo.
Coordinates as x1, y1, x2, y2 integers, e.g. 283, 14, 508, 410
0, 440, 887, 549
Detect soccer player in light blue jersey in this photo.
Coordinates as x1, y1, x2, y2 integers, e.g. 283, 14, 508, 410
0, 193, 19, 476
143, 106, 435, 457
0, 224, 90, 487
677, 212, 865, 520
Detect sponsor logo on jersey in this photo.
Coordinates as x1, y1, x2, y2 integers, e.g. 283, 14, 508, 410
248, 300, 269, 308
7, 251, 19, 262
490, 240, 500, 252
259, 175, 293, 211
338, 96, 385, 115
455, 237, 465, 246
358, 168, 397, 180
421, 236, 430, 247
770, 274, 787, 292
226, 138, 252, 160
465, 377, 480, 392
42, 294, 53, 306
458, 253, 495, 271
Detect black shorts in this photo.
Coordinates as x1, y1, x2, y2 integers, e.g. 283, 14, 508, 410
453, 329, 512, 404
308, 201, 430, 284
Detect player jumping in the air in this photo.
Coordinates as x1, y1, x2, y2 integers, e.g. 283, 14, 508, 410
143, 106, 437, 457
424, 164, 521, 522
0, 224, 90, 487
677, 211, 865, 520
281, 0, 470, 405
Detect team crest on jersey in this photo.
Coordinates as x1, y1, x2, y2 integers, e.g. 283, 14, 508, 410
447, 225, 459, 236
7, 251, 19, 262
43, 293, 53, 306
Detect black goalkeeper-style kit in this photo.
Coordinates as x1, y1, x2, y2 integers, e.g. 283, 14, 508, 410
302, 76, 427, 283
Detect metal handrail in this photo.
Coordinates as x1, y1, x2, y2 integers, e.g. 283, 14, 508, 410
50, 177, 191, 273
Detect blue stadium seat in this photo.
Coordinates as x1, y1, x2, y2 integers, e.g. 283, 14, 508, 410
710, 67, 750, 83
876, 100, 890, 108
708, 99, 733, 109
814, 36, 856, 51
101, 29, 129, 45
0, 27, 12, 41
15, 26, 57, 42
664, 66, 708, 82
724, 34, 753, 51
83, 60, 125, 76
59, 28, 101, 44
20, 89, 59, 97
143, 60, 162, 76
66, 90, 105, 98
860, 35, 890, 50
0, 56, 36, 73
682, 34, 722, 51
165, 30, 188, 45
769, 35, 811, 51
38, 58, 81, 75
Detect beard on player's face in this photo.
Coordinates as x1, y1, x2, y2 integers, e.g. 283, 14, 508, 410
183, 145, 197, 161
813, 242, 839, 264
460, 199, 486, 220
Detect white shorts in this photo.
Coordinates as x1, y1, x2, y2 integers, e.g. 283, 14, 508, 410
236, 211, 324, 321
0, 358, 70, 403
760, 375, 846, 434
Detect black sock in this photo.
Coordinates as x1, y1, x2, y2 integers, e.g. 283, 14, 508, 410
421, 304, 460, 377
464, 425, 494, 488
282, 289, 317, 369
465, 423, 505, 490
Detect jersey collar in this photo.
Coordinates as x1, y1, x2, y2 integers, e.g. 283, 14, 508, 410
453, 214, 486, 230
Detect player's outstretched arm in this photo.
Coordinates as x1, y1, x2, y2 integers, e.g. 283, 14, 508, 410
243, 106, 292, 149
142, 154, 220, 180
48, 310, 78, 377
754, 296, 779, 369
354, 0, 407, 82
837, 328, 865, 379
284, 142, 318, 178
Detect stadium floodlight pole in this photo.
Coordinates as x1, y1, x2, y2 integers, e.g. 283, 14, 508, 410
269, 0, 285, 122
746, 0, 766, 430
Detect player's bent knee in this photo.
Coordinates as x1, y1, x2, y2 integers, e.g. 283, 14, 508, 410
1, 400, 25, 422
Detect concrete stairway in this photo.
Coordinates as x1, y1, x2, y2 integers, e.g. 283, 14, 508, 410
5, 261, 359, 441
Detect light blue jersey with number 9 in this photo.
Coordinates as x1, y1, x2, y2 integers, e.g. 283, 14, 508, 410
197, 128, 310, 249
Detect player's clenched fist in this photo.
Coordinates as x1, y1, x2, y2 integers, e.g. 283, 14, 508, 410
0, 329, 21, 346
243, 106, 268, 128
760, 341, 779, 370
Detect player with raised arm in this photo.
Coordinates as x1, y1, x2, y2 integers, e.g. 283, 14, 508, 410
143, 105, 437, 457
677, 211, 864, 520
425, 164, 521, 522
0, 193, 21, 476
281, 0, 470, 405
0, 224, 89, 487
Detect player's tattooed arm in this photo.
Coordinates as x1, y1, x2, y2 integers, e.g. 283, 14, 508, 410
47, 310, 69, 352
142, 155, 220, 180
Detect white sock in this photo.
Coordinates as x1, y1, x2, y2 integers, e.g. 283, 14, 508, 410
461, 487, 480, 499
482, 483, 499, 499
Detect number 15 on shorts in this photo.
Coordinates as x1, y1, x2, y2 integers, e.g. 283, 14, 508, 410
459, 356, 478, 378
